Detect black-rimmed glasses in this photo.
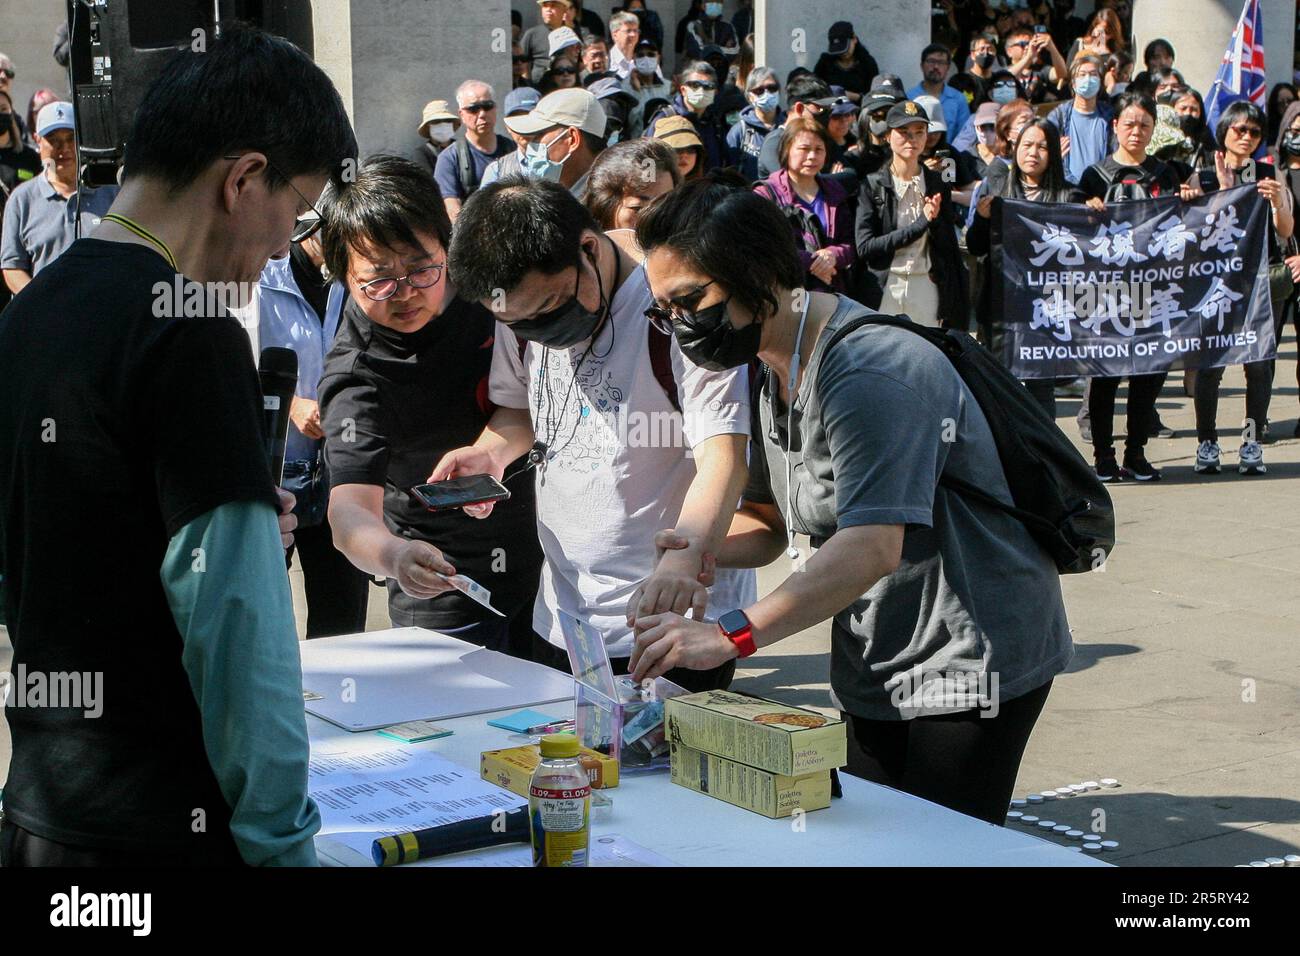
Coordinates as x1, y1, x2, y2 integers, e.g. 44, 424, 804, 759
223, 152, 326, 242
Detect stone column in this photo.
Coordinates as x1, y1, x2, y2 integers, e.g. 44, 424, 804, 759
314, 0, 514, 158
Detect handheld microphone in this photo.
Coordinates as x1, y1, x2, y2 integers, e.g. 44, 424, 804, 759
370, 806, 531, 866
258, 347, 298, 485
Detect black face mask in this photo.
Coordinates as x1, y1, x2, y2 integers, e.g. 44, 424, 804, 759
869, 117, 888, 137
0, 113, 11, 131
1178, 112, 1202, 136
974, 53, 995, 70
672, 297, 762, 371
509, 243, 609, 349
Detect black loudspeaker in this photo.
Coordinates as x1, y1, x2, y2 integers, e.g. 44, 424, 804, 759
67, 0, 314, 188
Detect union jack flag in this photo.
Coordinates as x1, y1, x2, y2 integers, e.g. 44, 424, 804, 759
1204, 0, 1267, 140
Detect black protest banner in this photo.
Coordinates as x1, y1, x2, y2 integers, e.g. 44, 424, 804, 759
997, 183, 1275, 379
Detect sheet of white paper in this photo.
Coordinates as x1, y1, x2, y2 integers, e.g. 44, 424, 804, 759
309, 747, 525, 863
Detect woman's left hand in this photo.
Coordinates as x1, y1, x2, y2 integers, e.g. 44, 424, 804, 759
629, 613, 738, 682
1179, 180, 1203, 201
1257, 177, 1283, 207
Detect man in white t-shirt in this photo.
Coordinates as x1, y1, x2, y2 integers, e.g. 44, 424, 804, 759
436, 177, 754, 689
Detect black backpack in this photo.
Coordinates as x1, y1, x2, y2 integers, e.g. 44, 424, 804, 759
819, 314, 1115, 574
1099, 163, 1155, 203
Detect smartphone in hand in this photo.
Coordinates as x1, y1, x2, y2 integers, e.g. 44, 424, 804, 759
409, 475, 511, 513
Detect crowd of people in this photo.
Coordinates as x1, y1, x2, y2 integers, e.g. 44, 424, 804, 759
0, 1, 1295, 867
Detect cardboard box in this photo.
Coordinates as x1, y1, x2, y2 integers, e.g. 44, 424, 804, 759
664, 690, 847, 777
480, 743, 619, 798
669, 742, 832, 818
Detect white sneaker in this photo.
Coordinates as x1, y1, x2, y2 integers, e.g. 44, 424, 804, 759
1239, 441, 1266, 475
1194, 440, 1221, 474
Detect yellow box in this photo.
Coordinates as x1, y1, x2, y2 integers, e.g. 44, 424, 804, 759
669, 742, 832, 818
480, 743, 619, 798
664, 690, 847, 777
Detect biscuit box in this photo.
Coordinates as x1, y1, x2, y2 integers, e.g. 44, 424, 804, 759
664, 690, 847, 776
480, 743, 619, 798
669, 741, 832, 818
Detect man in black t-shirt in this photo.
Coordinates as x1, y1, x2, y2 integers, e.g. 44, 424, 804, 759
318, 156, 542, 657
0, 26, 356, 867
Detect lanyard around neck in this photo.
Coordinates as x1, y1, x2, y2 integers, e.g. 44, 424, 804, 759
101, 213, 178, 271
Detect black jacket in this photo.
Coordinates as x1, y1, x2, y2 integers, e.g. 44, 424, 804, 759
854, 164, 970, 328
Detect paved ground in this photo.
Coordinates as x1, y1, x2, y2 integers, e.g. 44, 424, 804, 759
2, 353, 1297, 866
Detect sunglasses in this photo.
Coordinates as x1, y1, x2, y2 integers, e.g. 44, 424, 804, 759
683, 80, 718, 91
461, 100, 496, 113
356, 262, 445, 301
0, 69, 13, 79
644, 279, 717, 328
753, 83, 779, 94
1229, 124, 1262, 138
552, 67, 577, 76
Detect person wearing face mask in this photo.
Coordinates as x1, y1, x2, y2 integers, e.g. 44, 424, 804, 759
727, 67, 785, 182
647, 61, 729, 172
962, 100, 1000, 179
1, 103, 118, 295
481, 87, 543, 187
434, 177, 755, 686
813, 21, 879, 105
319, 156, 542, 654
1046, 54, 1113, 185
961, 31, 1001, 108
684, 1, 739, 62
415, 99, 460, 179
624, 39, 672, 139
844, 88, 900, 179
0, 25, 356, 868
506, 88, 607, 197
626, 174, 1070, 826
855, 100, 969, 329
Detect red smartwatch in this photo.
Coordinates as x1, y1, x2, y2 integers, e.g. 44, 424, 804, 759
717, 609, 756, 659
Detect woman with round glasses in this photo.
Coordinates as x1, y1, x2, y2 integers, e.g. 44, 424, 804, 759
317, 155, 543, 655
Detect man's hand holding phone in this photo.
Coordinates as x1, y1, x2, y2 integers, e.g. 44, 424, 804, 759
427, 446, 507, 518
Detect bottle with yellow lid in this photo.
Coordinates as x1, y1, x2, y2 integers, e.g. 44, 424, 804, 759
528, 734, 591, 867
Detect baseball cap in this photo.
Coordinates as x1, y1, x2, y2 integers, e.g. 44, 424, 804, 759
871, 73, 906, 98
828, 85, 857, 116
974, 101, 1000, 128
827, 21, 854, 56
36, 101, 75, 138
503, 86, 542, 117
912, 94, 946, 132
862, 90, 901, 114
505, 88, 607, 137
548, 26, 582, 58
417, 99, 459, 135
886, 99, 930, 130
651, 115, 704, 150
536, 0, 572, 6
587, 77, 637, 108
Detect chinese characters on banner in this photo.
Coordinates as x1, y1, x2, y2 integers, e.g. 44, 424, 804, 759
997, 184, 1275, 379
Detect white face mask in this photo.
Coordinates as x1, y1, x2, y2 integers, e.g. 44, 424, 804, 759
427, 122, 455, 144
685, 87, 715, 110
635, 56, 659, 75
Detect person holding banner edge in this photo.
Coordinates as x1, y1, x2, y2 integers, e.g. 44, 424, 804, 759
1078, 90, 1202, 483
967, 117, 1083, 418
1191, 100, 1293, 475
